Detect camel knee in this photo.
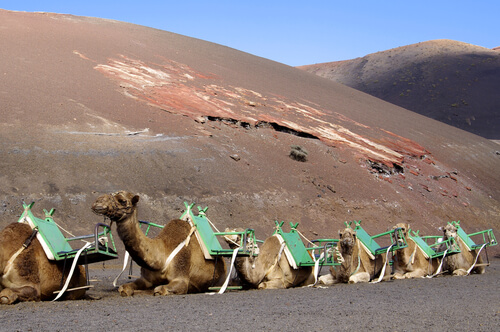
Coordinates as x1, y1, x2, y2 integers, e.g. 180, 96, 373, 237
0, 286, 40, 305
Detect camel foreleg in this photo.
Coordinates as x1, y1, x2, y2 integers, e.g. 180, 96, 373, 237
348, 272, 370, 284
118, 277, 153, 297
153, 278, 189, 295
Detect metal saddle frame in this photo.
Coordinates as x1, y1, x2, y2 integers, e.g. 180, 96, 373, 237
17, 202, 118, 296
346, 220, 408, 257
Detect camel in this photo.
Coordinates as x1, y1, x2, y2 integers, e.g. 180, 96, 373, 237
391, 223, 441, 279
0, 222, 86, 304
319, 227, 391, 285
91, 191, 226, 296
223, 228, 315, 289
440, 223, 485, 276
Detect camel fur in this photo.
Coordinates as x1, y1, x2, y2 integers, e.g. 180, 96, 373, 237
223, 228, 315, 289
440, 223, 485, 276
391, 223, 440, 279
0, 223, 86, 304
319, 227, 391, 285
91, 191, 226, 296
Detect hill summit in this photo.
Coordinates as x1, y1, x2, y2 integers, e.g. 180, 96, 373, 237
298, 40, 500, 140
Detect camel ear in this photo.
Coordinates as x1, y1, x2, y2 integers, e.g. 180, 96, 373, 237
406, 223, 410, 230
132, 195, 140, 206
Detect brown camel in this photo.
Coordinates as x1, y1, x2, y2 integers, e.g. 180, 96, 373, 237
440, 223, 485, 276
319, 227, 390, 284
91, 191, 226, 296
223, 228, 315, 289
392, 223, 441, 279
0, 223, 86, 304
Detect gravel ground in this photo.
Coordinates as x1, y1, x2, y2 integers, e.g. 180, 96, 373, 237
1, 259, 499, 331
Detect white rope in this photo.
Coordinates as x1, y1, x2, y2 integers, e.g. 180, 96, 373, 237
52, 242, 92, 301
466, 243, 487, 275
113, 251, 131, 287
371, 244, 393, 284
294, 228, 314, 246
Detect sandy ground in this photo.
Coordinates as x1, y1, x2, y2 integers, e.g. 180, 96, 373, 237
1, 259, 499, 331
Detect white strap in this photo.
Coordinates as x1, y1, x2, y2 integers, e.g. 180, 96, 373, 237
371, 244, 393, 284
52, 242, 92, 301
466, 243, 487, 275
426, 249, 448, 278
217, 247, 239, 294
310, 251, 324, 286
113, 251, 131, 287
162, 227, 196, 273
3, 247, 25, 276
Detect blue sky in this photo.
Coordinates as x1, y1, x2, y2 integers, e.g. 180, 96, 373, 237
1, 1, 498, 66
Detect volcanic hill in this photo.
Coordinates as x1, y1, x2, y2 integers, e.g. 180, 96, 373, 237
298, 40, 500, 140
0, 10, 498, 253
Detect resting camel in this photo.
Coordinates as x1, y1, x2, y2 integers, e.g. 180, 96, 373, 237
92, 191, 226, 296
392, 223, 440, 279
223, 228, 315, 289
319, 227, 391, 285
440, 223, 485, 276
0, 222, 86, 304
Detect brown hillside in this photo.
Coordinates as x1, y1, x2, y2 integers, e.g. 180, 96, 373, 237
298, 40, 500, 140
0, 11, 498, 254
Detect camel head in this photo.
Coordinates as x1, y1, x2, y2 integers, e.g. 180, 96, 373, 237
441, 223, 458, 240
393, 223, 410, 237
223, 228, 243, 249
92, 191, 140, 223
338, 227, 356, 255
223, 228, 260, 255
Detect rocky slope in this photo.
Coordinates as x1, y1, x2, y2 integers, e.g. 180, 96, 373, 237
0, 11, 498, 254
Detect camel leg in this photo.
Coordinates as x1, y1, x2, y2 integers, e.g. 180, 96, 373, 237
452, 268, 468, 276
404, 269, 426, 279
349, 272, 370, 284
393, 272, 406, 280
258, 279, 285, 289
318, 273, 337, 286
153, 278, 189, 296
0, 286, 40, 305
118, 277, 153, 297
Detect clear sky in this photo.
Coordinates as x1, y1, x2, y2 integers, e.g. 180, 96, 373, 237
1, 1, 498, 66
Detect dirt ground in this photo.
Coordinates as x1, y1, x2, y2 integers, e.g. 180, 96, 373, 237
1, 258, 499, 331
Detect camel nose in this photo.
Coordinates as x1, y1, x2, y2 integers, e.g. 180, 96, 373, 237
342, 238, 352, 246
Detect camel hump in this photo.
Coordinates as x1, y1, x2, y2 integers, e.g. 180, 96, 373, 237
159, 219, 193, 238
1, 223, 33, 244
255, 236, 283, 266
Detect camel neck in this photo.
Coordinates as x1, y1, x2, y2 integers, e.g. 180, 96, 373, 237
115, 210, 163, 270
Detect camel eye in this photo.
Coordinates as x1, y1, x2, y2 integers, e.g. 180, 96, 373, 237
117, 198, 127, 206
